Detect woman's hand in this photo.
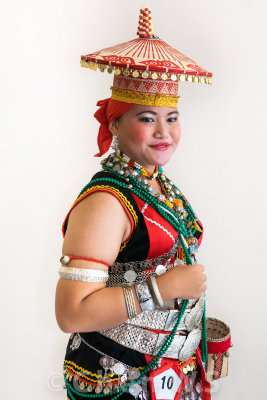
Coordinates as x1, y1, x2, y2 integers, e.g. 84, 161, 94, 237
156, 264, 207, 301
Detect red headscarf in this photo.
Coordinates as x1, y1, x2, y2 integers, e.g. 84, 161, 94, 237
94, 98, 136, 157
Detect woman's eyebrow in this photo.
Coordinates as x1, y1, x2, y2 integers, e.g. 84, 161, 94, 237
135, 111, 157, 116
168, 111, 179, 115
135, 110, 180, 116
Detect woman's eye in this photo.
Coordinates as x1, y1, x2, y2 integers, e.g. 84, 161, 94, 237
140, 117, 154, 123
167, 117, 178, 123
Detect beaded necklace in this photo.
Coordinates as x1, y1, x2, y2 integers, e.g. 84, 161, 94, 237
64, 152, 208, 400
117, 151, 160, 180
105, 150, 191, 224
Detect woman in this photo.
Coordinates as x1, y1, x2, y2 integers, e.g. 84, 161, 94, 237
55, 8, 213, 400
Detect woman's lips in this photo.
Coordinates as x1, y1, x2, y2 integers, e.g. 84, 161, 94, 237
150, 142, 170, 151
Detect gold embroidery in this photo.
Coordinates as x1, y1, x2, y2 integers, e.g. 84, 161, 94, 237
111, 87, 179, 107
74, 185, 138, 229
119, 241, 128, 252
65, 360, 146, 384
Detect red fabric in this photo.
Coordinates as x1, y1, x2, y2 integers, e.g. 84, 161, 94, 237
132, 194, 178, 258
204, 335, 231, 354
93, 98, 136, 157
195, 347, 211, 400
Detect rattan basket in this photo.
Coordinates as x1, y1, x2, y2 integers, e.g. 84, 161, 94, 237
200, 317, 232, 381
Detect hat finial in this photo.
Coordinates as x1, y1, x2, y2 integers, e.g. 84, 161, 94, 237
137, 8, 153, 38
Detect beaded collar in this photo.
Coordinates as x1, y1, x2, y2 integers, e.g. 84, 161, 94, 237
102, 150, 188, 220
117, 151, 159, 180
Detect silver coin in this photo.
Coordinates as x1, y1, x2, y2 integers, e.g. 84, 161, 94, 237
129, 383, 142, 397
124, 269, 137, 283
113, 362, 125, 375
99, 356, 111, 369
128, 368, 140, 380
155, 264, 166, 275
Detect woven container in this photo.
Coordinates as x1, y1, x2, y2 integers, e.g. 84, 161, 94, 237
200, 317, 232, 382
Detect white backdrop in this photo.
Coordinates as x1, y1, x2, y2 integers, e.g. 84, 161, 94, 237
1, 0, 266, 399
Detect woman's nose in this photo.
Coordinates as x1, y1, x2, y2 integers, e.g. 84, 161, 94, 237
154, 122, 169, 139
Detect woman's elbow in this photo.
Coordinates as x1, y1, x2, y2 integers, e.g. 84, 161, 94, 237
55, 305, 95, 333
55, 307, 74, 333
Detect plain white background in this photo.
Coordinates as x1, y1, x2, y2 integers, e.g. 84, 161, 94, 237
1, 0, 266, 399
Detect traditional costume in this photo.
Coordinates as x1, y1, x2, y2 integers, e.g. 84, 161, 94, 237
60, 8, 231, 400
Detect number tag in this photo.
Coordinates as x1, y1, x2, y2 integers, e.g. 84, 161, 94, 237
149, 363, 189, 400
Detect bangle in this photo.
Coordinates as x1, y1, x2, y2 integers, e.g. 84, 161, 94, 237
123, 286, 137, 319
134, 281, 155, 312
146, 276, 164, 307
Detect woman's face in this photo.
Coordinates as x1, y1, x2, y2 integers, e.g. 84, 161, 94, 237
109, 104, 181, 173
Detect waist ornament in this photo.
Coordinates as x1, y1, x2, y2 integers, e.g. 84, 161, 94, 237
99, 296, 204, 361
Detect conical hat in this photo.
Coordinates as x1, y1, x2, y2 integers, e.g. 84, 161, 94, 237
81, 8, 212, 107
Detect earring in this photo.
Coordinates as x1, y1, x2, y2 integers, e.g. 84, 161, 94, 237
111, 136, 119, 152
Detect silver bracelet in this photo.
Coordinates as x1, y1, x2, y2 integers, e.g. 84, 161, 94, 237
146, 276, 164, 307
134, 281, 155, 312
123, 286, 137, 319
58, 266, 108, 283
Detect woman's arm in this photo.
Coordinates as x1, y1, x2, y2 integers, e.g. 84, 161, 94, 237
55, 191, 142, 333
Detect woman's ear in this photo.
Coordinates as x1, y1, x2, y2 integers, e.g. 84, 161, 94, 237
109, 120, 119, 136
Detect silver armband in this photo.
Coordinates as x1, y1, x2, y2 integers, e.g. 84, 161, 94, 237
58, 266, 108, 283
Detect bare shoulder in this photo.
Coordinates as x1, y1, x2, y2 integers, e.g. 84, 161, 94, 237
67, 190, 130, 229
62, 191, 131, 265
